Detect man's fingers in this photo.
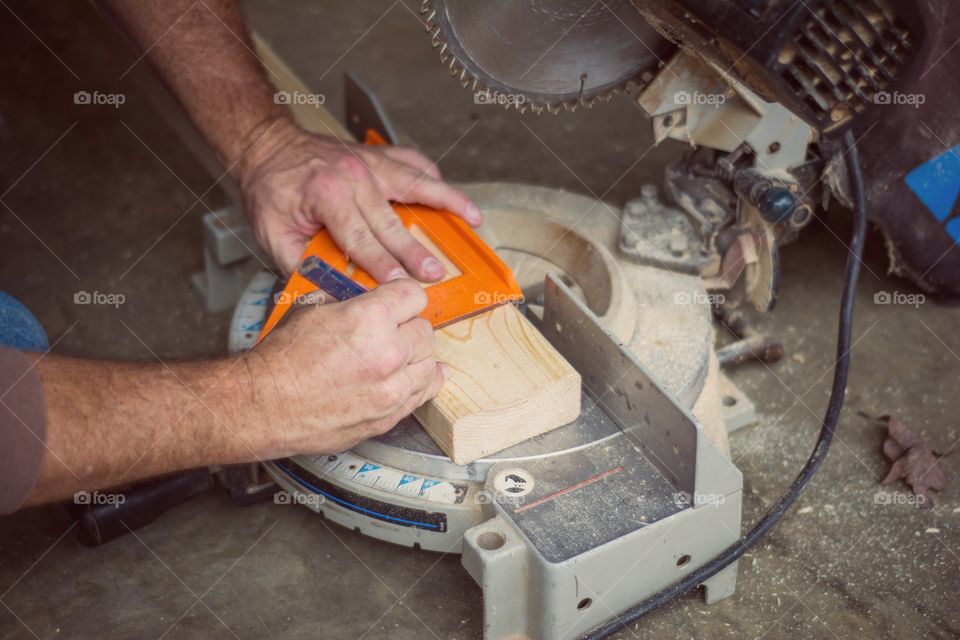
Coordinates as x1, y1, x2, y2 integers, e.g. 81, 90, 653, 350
368, 359, 444, 438
391, 358, 446, 417
397, 317, 435, 363
364, 278, 427, 325
389, 174, 482, 227
380, 147, 442, 180
409, 360, 446, 408
324, 204, 407, 283
269, 232, 305, 276
356, 191, 446, 282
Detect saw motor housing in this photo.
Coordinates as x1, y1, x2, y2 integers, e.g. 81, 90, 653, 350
635, 0, 924, 134
627, 0, 922, 312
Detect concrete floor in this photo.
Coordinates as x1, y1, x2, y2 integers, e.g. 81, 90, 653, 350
1, 1, 958, 638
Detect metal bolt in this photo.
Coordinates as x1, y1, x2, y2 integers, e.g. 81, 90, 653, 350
788, 203, 814, 231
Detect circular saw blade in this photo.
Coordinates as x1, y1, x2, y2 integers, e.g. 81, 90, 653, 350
421, 0, 675, 114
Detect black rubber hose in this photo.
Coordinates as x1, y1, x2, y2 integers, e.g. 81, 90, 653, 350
584, 129, 868, 639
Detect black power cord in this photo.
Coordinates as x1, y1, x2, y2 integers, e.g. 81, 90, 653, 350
584, 129, 868, 639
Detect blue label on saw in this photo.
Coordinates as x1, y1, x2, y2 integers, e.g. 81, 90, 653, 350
420, 479, 441, 491
905, 144, 960, 243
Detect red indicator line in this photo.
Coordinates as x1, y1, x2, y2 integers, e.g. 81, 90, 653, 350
513, 466, 625, 514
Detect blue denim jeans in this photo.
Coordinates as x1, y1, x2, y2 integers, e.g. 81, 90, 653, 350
0, 292, 49, 352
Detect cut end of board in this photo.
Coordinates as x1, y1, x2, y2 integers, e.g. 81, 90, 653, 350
413, 303, 582, 465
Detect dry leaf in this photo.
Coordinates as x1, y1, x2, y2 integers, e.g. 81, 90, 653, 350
879, 416, 947, 509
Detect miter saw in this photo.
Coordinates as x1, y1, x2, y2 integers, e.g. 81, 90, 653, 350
239, 2, 941, 638
373, 1, 949, 637
79, 1, 956, 637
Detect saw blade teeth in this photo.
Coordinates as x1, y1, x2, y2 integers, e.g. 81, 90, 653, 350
420, 0, 656, 116
420, 0, 435, 20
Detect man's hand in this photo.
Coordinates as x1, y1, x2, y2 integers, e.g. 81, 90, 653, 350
248, 279, 445, 456
24, 279, 443, 506
105, 0, 479, 281
238, 119, 483, 279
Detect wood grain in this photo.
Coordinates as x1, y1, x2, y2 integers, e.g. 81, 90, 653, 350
414, 304, 581, 464
252, 33, 354, 143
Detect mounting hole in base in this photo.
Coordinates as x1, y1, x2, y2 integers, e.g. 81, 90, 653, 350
722, 395, 737, 407
577, 598, 592, 611
477, 531, 506, 551
677, 554, 692, 567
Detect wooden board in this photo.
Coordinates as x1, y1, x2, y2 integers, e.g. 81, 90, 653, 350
251, 34, 354, 143
414, 304, 581, 464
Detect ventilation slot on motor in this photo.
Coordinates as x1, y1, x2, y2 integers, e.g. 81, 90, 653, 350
776, 0, 913, 130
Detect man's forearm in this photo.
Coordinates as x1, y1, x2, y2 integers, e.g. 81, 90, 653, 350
103, 0, 289, 175
16, 281, 446, 509
24, 353, 267, 505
